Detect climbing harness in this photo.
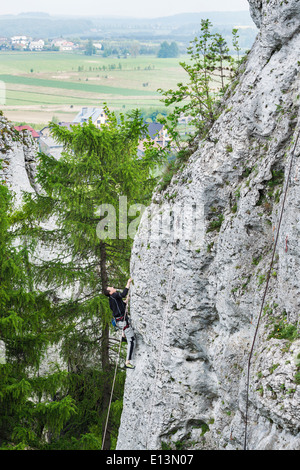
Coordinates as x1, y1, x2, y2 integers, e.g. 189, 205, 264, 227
101, 288, 131, 450
243, 128, 300, 450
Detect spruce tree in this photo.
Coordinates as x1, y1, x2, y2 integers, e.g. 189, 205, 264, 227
17, 108, 161, 449
0, 174, 76, 449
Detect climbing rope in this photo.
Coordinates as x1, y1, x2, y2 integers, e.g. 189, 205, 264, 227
101, 288, 130, 450
243, 128, 300, 450
146, 240, 178, 449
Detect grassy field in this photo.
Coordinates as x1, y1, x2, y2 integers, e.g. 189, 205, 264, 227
0, 51, 189, 126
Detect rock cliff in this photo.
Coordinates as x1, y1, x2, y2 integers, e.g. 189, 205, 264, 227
117, 0, 300, 450
0, 116, 39, 205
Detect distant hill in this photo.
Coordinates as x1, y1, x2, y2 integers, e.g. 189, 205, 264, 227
88, 11, 257, 49
0, 16, 93, 38
17, 12, 51, 17
144, 11, 255, 26
0, 11, 256, 48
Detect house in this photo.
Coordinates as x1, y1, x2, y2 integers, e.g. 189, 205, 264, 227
29, 39, 45, 51
58, 122, 74, 130
72, 107, 108, 128
39, 126, 52, 138
39, 135, 64, 160
146, 123, 169, 145
39, 123, 76, 159
52, 40, 75, 51
40, 122, 74, 137
14, 125, 40, 139
11, 36, 30, 46
39, 126, 64, 160
0, 38, 9, 50
178, 113, 193, 124
138, 122, 170, 155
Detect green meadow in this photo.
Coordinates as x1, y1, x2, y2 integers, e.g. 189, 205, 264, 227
0, 51, 189, 124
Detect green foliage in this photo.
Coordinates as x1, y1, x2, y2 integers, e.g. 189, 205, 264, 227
85, 39, 96, 56
267, 311, 299, 341
0, 180, 76, 449
157, 41, 179, 58
175, 440, 184, 450
158, 20, 240, 143
43, 368, 125, 450
155, 19, 243, 190
268, 321, 299, 341
200, 423, 210, 436
267, 169, 285, 189
207, 214, 224, 233
294, 372, 300, 385
161, 441, 172, 450
252, 255, 262, 266
255, 167, 285, 213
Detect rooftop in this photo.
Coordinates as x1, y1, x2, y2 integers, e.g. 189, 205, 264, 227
14, 125, 39, 138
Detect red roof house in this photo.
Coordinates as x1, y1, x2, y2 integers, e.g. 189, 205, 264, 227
14, 125, 40, 139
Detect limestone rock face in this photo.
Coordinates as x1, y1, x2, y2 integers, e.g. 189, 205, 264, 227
0, 117, 39, 205
117, 0, 300, 450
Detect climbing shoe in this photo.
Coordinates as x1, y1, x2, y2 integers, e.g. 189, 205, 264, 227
125, 363, 135, 369
122, 337, 127, 343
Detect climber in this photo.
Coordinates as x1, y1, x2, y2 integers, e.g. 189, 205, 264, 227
104, 278, 135, 369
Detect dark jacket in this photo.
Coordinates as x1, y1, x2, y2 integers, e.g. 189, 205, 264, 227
109, 288, 128, 319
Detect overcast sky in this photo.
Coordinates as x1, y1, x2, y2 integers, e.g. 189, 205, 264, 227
0, 0, 250, 18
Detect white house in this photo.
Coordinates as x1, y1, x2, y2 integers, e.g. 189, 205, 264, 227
29, 40, 45, 51
52, 40, 74, 51
11, 35, 29, 45
11, 36, 30, 49
72, 107, 108, 128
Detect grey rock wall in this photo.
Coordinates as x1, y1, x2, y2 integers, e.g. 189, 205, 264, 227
117, 0, 300, 450
0, 117, 39, 205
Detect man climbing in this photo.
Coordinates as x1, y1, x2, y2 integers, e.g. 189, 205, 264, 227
104, 278, 135, 369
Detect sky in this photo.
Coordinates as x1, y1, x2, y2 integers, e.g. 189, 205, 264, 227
0, 0, 250, 18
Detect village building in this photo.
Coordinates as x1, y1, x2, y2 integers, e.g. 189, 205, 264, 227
39, 122, 75, 159
138, 122, 170, 156
11, 36, 30, 46
14, 125, 40, 139
72, 107, 108, 128
52, 39, 75, 51
29, 39, 45, 51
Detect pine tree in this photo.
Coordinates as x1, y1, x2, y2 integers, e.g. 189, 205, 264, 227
16, 108, 162, 449
0, 175, 76, 449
